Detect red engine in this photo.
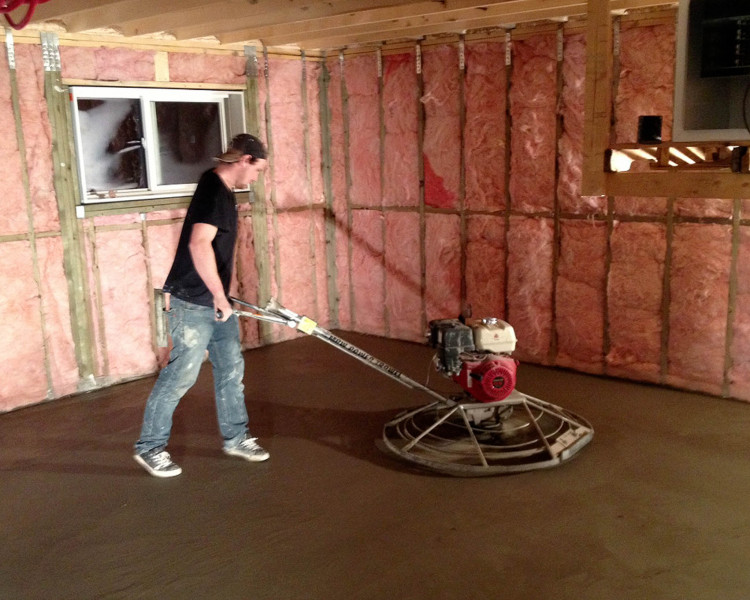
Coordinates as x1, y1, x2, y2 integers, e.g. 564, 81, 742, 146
429, 318, 519, 403
452, 355, 518, 403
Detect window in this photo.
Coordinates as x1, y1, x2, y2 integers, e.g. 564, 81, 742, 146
70, 87, 247, 204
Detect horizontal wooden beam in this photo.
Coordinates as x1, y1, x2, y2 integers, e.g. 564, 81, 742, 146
61, 0, 223, 33
233, 0, 675, 47
606, 172, 750, 199
31, 0, 127, 21
249, 0, 585, 47
196, 0, 442, 43
33, 0, 678, 47
126, 0, 435, 38
217, 1, 674, 46
581, 0, 613, 196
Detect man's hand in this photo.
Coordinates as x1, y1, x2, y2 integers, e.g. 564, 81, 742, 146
214, 295, 233, 322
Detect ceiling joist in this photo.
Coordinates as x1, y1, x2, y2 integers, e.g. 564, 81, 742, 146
25, 0, 678, 50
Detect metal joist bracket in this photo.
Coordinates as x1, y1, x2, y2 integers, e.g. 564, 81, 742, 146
41, 31, 61, 73
244, 45, 258, 79
5, 29, 15, 69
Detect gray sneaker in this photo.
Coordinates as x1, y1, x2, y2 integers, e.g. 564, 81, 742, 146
133, 449, 182, 477
223, 437, 270, 462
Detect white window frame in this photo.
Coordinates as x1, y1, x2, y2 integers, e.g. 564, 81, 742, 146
70, 86, 247, 205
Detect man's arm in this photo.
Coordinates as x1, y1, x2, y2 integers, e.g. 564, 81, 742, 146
189, 222, 232, 322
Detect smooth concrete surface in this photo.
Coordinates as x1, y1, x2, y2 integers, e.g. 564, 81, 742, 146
2, 332, 750, 600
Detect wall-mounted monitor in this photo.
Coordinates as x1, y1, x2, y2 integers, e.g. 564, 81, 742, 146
673, 0, 750, 141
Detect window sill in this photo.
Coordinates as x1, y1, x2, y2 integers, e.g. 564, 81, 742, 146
76, 196, 193, 219
76, 189, 257, 219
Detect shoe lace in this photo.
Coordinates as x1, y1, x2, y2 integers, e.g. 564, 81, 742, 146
240, 437, 261, 450
152, 451, 173, 467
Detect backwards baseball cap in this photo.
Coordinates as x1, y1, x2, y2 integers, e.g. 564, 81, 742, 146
215, 133, 267, 163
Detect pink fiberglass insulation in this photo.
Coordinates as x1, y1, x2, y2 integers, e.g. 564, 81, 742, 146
326, 56, 347, 216
168, 53, 246, 85
464, 41, 507, 212
509, 35, 557, 213
674, 198, 733, 219
93, 214, 140, 227
506, 216, 554, 363
667, 223, 731, 395
94, 229, 156, 378
264, 213, 291, 343
555, 220, 607, 373
351, 210, 385, 335
235, 215, 260, 347
305, 61, 325, 209
146, 223, 182, 284
312, 208, 330, 330
346, 53, 381, 208
422, 44, 460, 210
0, 48, 29, 236
268, 58, 308, 210
16, 44, 58, 233
615, 23, 675, 143
613, 196, 668, 218
82, 225, 106, 377
333, 211, 355, 331
558, 34, 606, 215
60, 46, 155, 82
37, 236, 78, 397
383, 52, 419, 208
729, 228, 750, 398
0, 241, 48, 410
425, 213, 461, 322
384, 212, 422, 341
146, 222, 183, 365
465, 215, 506, 319
276, 210, 322, 321
146, 208, 187, 222
334, 212, 352, 331
606, 222, 666, 382
327, 55, 352, 329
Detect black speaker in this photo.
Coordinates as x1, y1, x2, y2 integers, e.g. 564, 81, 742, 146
637, 115, 662, 144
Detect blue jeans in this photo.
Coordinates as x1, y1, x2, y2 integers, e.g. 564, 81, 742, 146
135, 296, 249, 455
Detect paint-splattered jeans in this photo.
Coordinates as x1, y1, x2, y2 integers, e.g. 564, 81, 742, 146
135, 296, 248, 455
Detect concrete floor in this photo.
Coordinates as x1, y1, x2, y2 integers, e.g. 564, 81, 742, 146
2, 332, 750, 600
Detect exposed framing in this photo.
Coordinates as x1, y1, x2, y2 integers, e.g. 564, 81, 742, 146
42, 31, 97, 385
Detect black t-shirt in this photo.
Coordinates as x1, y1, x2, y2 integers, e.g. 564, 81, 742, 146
163, 169, 238, 307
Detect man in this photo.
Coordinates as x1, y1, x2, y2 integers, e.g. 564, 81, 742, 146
134, 133, 269, 477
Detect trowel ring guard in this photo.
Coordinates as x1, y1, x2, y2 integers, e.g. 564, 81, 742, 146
226, 296, 593, 476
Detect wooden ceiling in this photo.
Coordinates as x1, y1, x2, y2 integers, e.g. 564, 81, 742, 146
23, 0, 677, 51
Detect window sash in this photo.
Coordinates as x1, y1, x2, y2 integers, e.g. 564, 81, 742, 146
70, 86, 245, 205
